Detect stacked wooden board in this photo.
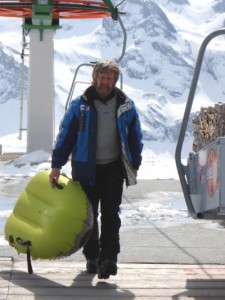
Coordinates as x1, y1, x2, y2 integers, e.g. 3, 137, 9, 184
192, 102, 225, 152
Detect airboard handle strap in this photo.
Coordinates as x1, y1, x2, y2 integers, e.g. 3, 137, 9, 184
16, 238, 33, 275
53, 179, 64, 190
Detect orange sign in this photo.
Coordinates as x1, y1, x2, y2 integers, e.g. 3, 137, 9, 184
206, 148, 217, 197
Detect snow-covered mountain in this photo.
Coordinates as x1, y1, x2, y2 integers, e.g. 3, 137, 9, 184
0, 0, 225, 156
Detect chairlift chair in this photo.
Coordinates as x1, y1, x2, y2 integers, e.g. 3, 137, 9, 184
175, 29, 225, 220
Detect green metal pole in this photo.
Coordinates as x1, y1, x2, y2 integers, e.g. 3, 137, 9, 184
102, 0, 117, 19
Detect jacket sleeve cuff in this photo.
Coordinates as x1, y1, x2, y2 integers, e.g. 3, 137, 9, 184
51, 162, 62, 169
133, 164, 140, 171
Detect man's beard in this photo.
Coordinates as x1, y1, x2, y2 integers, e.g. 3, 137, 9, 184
96, 85, 113, 99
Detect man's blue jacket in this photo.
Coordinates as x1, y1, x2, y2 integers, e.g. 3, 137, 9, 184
51, 86, 143, 186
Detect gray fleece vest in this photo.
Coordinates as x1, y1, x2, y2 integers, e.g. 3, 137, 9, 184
94, 97, 120, 164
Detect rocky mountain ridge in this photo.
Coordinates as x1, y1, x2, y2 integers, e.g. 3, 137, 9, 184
0, 0, 224, 144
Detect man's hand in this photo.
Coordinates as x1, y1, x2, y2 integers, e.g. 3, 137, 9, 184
49, 168, 61, 188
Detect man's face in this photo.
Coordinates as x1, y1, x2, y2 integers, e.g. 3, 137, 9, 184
95, 71, 116, 99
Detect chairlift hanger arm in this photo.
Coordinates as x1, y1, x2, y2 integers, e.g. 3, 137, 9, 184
175, 28, 225, 219
115, 13, 126, 63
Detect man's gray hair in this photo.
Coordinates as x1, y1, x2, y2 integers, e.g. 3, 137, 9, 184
92, 60, 120, 84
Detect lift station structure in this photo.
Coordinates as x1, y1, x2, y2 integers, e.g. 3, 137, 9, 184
0, 0, 121, 153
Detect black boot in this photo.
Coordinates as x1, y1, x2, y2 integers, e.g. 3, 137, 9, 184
98, 260, 117, 279
86, 259, 98, 274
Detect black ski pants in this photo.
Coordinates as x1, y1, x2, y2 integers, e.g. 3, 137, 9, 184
82, 160, 124, 263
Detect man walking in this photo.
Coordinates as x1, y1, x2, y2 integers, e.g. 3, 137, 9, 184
49, 60, 143, 279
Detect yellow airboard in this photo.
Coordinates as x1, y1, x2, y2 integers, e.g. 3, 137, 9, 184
4, 171, 93, 259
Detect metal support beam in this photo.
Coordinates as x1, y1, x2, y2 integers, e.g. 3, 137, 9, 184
27, 29, 54, 153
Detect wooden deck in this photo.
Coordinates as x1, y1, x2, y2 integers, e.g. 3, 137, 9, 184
1, 258, 225, 299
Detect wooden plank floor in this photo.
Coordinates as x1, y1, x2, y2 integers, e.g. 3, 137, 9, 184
1, 257, 225, 299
